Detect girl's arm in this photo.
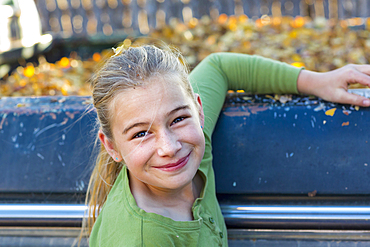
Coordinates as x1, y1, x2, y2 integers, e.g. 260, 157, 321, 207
189, 52, 302, 139
189, 53, 370, 139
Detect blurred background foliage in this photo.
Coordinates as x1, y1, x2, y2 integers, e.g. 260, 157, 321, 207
1, 0, 369, 97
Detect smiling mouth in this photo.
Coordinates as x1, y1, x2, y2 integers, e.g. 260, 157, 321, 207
153, 152, 192, 172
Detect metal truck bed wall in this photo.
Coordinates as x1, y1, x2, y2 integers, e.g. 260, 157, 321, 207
213, 93, 370, 195
1, 94, 370, 197
1, 93, 370, 246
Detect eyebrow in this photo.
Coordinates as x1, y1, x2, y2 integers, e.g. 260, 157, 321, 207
167, 105, 190, 117
122, 105, 191, 135
123, 122, 149, 135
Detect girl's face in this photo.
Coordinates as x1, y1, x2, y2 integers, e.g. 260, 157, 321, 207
99, 76, 205, 191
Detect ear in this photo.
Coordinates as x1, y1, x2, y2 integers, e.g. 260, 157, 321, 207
194, 93, 204, 127
98, 130, 123, 162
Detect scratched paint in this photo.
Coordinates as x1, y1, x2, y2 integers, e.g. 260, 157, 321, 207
34, 119, 69, 137
224, 111, 250, 117
57, 154, 66, 166
0, 114, 7, 129
286, 152, 294, 158
37, 153, 45, 160
76, 180, 85, 191
223, 105, 269, 117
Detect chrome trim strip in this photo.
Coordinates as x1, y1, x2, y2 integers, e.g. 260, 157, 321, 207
0, 204, 87, 219
222, 205, 370, 217
0, 204, 87, 226
221, 205, 370, 229
2, 227, 370, 241
0, 227, 82, 237
1, 204, 370, 228
227, 229, 370, 241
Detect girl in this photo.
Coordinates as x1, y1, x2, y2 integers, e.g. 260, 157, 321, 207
86, 45, 370, 246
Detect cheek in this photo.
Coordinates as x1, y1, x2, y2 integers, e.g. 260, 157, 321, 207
183, 126, 205, 147
121, 142, 153, 169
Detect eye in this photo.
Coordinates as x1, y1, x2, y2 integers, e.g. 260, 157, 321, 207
133, 131, 147, 139
171, 116, 187, 126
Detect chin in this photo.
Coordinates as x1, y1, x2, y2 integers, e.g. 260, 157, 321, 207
162, 168, 198, 190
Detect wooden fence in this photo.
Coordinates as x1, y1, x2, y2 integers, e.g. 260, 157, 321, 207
35, 0, 370, 39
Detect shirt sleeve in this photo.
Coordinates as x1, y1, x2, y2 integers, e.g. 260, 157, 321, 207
188, 52, 303, 140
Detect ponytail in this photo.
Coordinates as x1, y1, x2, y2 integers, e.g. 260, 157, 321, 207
79, 144, 123, 243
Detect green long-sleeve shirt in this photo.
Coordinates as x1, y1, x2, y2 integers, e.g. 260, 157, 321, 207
89, 53, 302, 247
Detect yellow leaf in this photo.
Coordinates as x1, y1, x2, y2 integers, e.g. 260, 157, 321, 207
23, 65, 35, 78
92, 52, 101, 62
291, 62, 305, 68
325, 108, 337, 116
59, 57, 70, 68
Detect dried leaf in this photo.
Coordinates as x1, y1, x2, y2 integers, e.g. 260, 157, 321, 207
16, 103, 27, 107
2, 16, 370, 98
314, 104, 325, 112
308, 190, 317, 197
279, 95, 292, 104
325, 108, 337, 116
342, 110, 351, 115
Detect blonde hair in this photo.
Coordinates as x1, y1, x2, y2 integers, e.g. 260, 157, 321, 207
81, 45, 195, 240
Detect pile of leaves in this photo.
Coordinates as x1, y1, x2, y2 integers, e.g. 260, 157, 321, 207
1, 15, 369, 97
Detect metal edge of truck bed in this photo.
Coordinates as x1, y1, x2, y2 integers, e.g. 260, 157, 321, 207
2, 203, 370, 244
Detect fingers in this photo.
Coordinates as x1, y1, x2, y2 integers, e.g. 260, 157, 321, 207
349, 64, 370, 76
332, 65, 370, 107
336, 89, 370, 107
342, 65, 370, 87
299, 65, 370, 107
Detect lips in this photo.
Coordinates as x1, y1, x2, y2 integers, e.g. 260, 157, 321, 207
153, 152, 191, 172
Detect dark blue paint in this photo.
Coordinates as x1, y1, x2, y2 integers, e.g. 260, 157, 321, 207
0, 96, 97, 193
1, 95, 370, 197
212, 95, 370, 195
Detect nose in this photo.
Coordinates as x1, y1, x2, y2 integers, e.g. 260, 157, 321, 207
157, 129, 181, 157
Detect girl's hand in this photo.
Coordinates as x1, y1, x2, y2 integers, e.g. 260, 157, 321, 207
297, 64, 370, 107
